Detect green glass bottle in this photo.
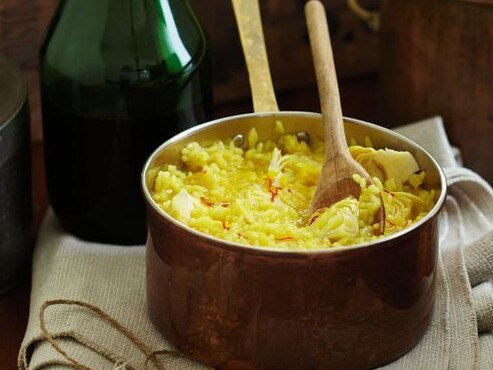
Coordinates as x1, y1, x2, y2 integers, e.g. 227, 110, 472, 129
40, 0, 212, 245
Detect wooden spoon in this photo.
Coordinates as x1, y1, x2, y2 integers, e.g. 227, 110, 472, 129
305, 0, 385, 232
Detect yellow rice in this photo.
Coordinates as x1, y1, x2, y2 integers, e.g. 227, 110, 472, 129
149, 126, 438, 250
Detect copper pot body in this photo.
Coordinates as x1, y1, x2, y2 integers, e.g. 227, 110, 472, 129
379, 0, 493, 184
142, 113, 446, 370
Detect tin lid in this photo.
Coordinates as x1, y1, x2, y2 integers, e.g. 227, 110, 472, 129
0, 54, 27, 131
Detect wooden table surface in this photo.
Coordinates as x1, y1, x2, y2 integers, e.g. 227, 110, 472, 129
0, 76, 380, 369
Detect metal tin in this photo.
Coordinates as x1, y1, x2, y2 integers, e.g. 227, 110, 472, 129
0, 54, 34, 295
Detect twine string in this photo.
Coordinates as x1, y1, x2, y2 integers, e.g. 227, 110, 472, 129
39, 299, 182, 370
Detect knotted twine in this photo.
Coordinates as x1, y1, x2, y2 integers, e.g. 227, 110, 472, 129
38, 299, 187, 370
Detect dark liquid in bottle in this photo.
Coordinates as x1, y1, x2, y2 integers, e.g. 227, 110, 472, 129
42, 77, 211, 244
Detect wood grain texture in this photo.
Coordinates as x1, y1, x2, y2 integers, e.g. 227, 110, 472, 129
0, 0, 58, 142
0, 0, 378, 142
194, 0, 378, 104
379, 0, 493, 184
0, 279, 30, 370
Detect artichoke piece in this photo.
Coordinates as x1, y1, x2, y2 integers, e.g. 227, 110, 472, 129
373, 149, 419, 185
383, 190, 426, 229
308, 198, 359, 242
169, 189, 197, 224
350, 146, 419, 185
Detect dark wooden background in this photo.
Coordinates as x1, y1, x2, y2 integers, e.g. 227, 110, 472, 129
0, 0, 379, 142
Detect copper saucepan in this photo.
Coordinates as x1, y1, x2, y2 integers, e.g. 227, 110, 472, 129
141, 1, 447, 368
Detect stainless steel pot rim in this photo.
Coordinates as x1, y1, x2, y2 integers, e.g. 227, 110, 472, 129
142, 111, 447, 256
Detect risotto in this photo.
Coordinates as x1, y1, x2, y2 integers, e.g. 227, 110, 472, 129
148, 124, 438, 250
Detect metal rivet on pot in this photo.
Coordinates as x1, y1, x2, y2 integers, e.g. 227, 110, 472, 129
296, 131, 310, 143
232, 134, 245, 147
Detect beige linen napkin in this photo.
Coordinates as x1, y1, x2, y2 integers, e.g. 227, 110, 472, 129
19, 117, 493, 369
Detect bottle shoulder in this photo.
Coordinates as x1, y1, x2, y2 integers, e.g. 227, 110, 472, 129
40, 0, 208, 86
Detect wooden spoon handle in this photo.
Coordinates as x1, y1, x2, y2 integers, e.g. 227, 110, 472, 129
305, 0, 348, 155
231, 0, 279, 113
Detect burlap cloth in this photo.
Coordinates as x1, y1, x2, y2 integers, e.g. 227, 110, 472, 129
19, 117, 493, 369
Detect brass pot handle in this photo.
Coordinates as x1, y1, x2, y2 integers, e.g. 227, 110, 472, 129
346, 0, 380, 32
231, 0, 279, 113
